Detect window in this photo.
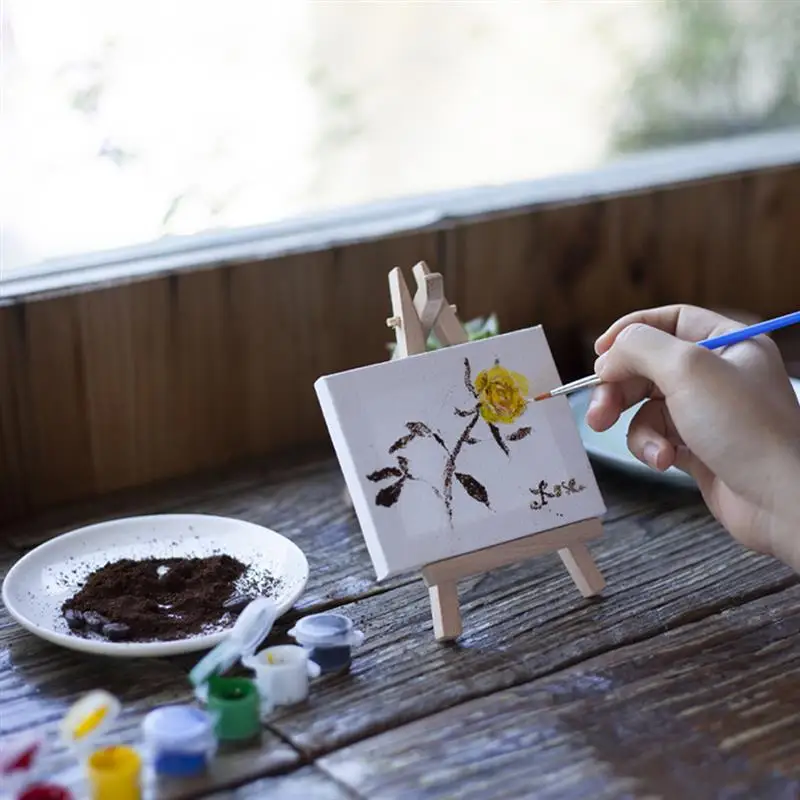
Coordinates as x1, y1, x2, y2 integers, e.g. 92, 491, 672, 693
3, 0, 799, 275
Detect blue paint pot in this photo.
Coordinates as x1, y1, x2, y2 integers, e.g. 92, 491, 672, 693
288, 613, 364, 675
153, 750, 207, 778
141, 705, 216, 778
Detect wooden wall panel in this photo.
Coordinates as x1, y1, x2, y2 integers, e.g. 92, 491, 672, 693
124, 279, 178, 487
77, 287, 139, 495
230, 250, 335, 457
22, 298, 94, 507
1, 166, 798, 523
0, 309, 29, 519
655, 176, 744, 310
457, 214, 541, 332
743, 168, 800, 313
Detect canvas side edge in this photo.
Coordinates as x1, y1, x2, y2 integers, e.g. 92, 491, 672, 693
313, 376, 392, 581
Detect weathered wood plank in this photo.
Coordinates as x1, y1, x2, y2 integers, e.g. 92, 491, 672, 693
3, 458, 800, 798
0, 593, 299, 796
262, 474, 796, 757
206, 766, 357, 800
155, 744, 300, 800
1, 457, 416, 614
319, 583, 800, 800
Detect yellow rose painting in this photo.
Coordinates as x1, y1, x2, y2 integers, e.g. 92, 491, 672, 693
474, 364, 529, 426
366, 356, 535, 524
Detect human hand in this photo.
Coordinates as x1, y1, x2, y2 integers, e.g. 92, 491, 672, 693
586, 305, 800, 570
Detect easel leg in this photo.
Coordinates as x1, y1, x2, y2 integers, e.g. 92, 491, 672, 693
558, 543, 605, 598
428, 582, 462, 641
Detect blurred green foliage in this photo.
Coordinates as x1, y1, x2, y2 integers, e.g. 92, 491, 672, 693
614, 0, 800, 152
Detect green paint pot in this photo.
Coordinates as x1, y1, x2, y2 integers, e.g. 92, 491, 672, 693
206, 677, 261, 743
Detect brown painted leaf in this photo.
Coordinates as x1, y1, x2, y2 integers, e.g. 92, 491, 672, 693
389, 434, 414, 453
375, 481, 404, 508
489, 423, 510, 456
432, 431, 447, 449
406, 422, 432, 437
454, 407, 474, 417
464, 358, 478, 398
397, 455, 411, 476
507, 427, 532, 442
367, 466, 403, 482
455, 472, 490, 508
465, 437, 480, 445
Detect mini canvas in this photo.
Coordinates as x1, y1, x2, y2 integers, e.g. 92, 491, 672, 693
315, 326, 606, 579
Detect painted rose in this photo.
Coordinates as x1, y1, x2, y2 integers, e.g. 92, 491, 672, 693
474, 364, 529, 425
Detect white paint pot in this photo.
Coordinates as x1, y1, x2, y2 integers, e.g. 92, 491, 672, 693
243, 645, 321, 712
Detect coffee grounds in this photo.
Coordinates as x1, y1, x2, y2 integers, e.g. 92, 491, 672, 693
61, 555, 265, 642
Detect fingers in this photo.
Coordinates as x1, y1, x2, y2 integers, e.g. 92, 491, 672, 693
594, 321, 743, 405
585, 376, 654, 432
625, 400, 717, 495
595, 305, 744, 355
626, 399, 677, 472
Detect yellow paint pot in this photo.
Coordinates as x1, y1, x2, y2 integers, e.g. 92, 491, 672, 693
61, 691, 121, 752
86, 745, 141, 800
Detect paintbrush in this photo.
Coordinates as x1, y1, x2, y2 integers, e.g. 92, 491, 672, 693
532, 310, 800, 402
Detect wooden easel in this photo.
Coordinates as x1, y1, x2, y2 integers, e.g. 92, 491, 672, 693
388, 262, 606, 641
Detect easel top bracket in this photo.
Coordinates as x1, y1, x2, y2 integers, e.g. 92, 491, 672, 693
386, 262, 467, 358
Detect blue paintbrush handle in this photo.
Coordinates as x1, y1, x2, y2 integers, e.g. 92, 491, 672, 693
698, 310, 800, 350
540, 310, 800, 400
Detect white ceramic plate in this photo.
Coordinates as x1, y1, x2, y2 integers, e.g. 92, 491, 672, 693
1, 514, 309, 658
570, 377, 800, 489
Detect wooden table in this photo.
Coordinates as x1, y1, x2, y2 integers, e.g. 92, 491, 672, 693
2, 454, 800, 799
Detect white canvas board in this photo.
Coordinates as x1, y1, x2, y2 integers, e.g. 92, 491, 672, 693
315, 326, 606, 579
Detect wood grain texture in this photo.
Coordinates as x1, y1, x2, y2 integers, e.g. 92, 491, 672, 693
320, 583, 800, 800
0, 308, 29, 519
262, 469, 797, 758
744, 167, 800, 314
207, 767, 357, 799
2, 458, 800, 798
2, 165, 799, 522
0, 556, 299, 797
2, 457, 416, 613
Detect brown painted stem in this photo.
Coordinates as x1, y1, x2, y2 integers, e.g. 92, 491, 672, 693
442, 411, 480, 523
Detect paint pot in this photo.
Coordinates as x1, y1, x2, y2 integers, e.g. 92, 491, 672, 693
205, 677, 261, 743
242, 645, 321, 711
86, 745, 141, 800
188, 598, 279, 744
141, 704, 216, 779
288, 613, 364, 674
0, 732, 44, 796
60, 691, 121, 755
16, 785, 73, 800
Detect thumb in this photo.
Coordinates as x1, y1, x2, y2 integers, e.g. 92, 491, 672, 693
594, 322, 716, 395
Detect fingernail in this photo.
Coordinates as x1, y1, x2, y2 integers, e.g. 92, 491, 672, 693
594, 353, 607, 375
643, 442, 661, 470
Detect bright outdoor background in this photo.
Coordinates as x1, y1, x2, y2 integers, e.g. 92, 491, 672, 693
2, 0, 799, 274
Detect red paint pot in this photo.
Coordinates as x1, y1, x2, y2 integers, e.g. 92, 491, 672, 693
17, 784, 74, 800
